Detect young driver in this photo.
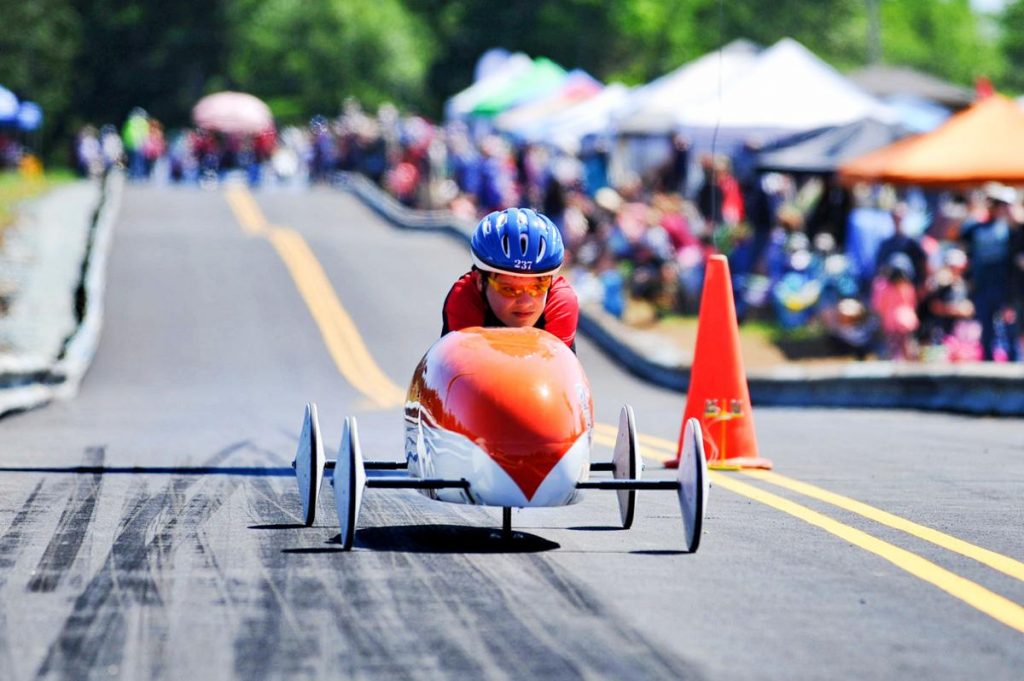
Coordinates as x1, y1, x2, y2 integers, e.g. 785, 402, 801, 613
442, 207, 579, 352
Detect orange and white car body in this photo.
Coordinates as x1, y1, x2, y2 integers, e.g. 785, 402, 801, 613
403, 327, 593, 508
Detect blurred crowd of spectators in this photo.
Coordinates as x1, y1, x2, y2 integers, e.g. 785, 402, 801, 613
78, 102, 1024, 363
74, 108, 282, 188
0, 130, 42, 176
345, 104, 1023, 364
0, 132, 22, 170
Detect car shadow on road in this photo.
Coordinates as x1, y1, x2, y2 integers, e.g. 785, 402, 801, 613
565, 525, 623, 532
346, 524, 560, 553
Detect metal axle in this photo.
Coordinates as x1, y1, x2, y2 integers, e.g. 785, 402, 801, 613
576, 480, 680, 491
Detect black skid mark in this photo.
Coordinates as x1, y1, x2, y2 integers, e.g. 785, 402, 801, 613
232, 476, 323, 681
35, 483, 161, 679
35, 445, 248, 680
307, 495, 555, 678
395, 552, 585, 680
230, 477, 700, 679
523, 553, 704, 679
338, 494, 701, 679
0, 481, 52, 575
28, 447, 106, 593
181, 445, 293, 607
0, 481, 61, 680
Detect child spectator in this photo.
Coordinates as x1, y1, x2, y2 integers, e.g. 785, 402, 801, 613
919, 248, 978, 360
872, 253, 919, 360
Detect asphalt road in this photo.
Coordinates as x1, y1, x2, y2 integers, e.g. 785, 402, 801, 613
0, 182, 1021, 680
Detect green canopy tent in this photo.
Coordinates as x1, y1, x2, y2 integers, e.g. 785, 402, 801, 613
470, 58, 568, 117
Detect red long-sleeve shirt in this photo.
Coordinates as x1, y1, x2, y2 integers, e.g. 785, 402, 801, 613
441, 270, 579, 351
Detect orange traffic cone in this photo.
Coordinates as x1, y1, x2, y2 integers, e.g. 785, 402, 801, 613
666, 254, 772, 470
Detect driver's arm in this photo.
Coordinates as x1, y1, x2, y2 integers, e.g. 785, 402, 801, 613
543, 277, 580, 353
441, 271, 485, 335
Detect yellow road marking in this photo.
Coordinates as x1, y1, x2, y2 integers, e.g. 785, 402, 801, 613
594, 422, 675, 458
595, 418, 1024, 630
224, 185, 268, 236
592, 429, 662, 464
224, 188, 404, 408
597, 420, 1024, 586
744, 470, 1024, 585
592, 432, 617, 451
712, 474, 1024, 634
267, 228, 405, 408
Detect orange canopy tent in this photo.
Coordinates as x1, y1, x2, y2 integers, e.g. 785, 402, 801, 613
838, 94, 1024, 188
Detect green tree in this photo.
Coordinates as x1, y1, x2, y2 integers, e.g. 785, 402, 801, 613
603, 0, 705, 82
877, 0, 1001, 86
69, 0, 230, 128
689, 0, 866, 68
999, 0, 1024, 93
2, 0, 1012, 157
596, 0, 868, 82
0, 0, 80, 157
227, 0, 436, 120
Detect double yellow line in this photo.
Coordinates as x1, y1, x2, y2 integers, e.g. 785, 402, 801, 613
594, 423, 1024, 634
224, 186, 404, 408
226, 186, 1024, 634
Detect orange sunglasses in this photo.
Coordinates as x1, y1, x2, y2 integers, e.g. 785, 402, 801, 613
486, 275, 553, 299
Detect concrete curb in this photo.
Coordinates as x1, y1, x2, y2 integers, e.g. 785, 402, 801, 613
336, 172, 1024, 417
335, 172, 475, 241
52, 172, 123, 398
0, 172, 123, 417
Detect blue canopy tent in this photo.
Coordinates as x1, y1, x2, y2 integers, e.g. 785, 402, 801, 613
0, 89, 44, 168
882, 94, 950, 133
756, 117, 912, 174
16, 101, 42, 131
0, 85, 19, 125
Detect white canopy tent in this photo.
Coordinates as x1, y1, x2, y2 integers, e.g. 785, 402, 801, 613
513, 83, 632, 147
676, 38, 894, 149
612, 39, 761, 135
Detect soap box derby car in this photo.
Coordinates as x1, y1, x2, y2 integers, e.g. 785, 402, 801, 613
293, 326, 709, 551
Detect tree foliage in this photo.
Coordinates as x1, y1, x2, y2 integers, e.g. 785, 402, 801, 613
3, 0, 1022, 163
0, 0, 80, 137
690, 0, 866, 69
227, 0, 435, 121
878, 0, 1002, 86
68, 0, 230, 128
999, 0, 1024, 93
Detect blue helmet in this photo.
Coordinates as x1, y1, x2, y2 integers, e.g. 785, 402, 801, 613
471, 208, 563, 276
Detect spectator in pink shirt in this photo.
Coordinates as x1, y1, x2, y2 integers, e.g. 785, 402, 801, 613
872, 253, 920, 360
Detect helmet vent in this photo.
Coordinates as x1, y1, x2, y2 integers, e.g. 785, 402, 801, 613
537, 236, 546, 262
520, 233, 529, 256
501, 234, 510, 257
